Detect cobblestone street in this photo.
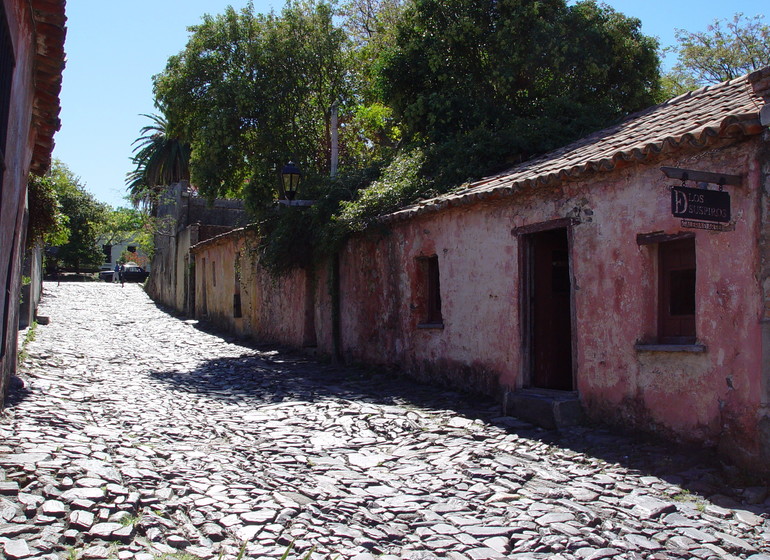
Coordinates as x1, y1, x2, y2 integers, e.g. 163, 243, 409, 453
1, 282, 769, 559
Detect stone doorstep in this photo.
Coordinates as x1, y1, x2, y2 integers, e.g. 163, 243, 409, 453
502, 389, 584, 430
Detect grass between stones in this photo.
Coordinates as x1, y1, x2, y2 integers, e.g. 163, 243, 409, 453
16, 320, 38, 365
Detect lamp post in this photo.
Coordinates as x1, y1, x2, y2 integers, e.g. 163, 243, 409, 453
281, 161, 302, 202
278, 161, 313, 206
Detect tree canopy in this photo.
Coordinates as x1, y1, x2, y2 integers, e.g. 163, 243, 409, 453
376, 0, 660, 187
45, 160, 109, 272
100, 207, 146, 245
666, 13, 770, 94
148, 0, 663, 271
126, 113, 191, 211
26, 174, 69, 248
153, 1, 352, 210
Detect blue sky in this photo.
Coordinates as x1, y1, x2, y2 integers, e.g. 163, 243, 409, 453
52, 0, 768, 208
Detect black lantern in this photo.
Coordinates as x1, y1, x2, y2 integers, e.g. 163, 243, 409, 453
281, 161, 302, 201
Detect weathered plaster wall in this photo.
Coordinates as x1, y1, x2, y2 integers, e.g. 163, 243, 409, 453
188, 197, 246, 230
1, 0, 36, 405
192, 231, 333, 350
145, 225, 179, 310
174, 226, 194, 313
193, 238, 238, 329
573, 143, 763, 463
184, 137, 766, 469
146, 183, 246, 313
339, 207, 519, 395
337, 138, 765, 466
148, 222, 238, 315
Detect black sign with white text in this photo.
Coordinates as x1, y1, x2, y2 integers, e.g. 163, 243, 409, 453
671, 186, 730, 223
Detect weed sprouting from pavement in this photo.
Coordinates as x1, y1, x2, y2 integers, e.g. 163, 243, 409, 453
120, 513, 142, 527
17, 321, 38, 365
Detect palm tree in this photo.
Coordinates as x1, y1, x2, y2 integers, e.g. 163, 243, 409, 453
126, 113, 191, 211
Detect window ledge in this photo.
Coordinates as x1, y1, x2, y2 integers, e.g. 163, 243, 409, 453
417, 322, 444, 330
635, 343, 707, 353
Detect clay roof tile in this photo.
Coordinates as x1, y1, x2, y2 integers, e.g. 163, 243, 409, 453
28, 0, 67, 175
384, 70, 767, 223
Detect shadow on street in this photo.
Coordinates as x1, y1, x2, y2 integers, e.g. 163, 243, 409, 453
139, 318, 769, 513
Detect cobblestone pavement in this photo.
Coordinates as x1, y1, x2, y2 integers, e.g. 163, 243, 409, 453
1, 282, 769, 560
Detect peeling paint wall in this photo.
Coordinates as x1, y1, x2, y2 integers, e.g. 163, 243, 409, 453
189, 136, 768, 471
336, 138, 766, 469
571, 144, 763, 466
146, 184, 246, 313
191, 231, 333, 350
338, 208, 519, 395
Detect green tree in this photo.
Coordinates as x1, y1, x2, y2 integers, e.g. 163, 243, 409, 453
150, 0, 663, 273
153, 1, 352, 211
663, 13, 770, 96
126, 113, 191, 211
47, 160, 109, 272
339, 0, 410, 164
340, 0, 408, 49
26, 174, 69, 248
375, 0, 661, 188
99, 207, 145, 246
99, 206, 156, 261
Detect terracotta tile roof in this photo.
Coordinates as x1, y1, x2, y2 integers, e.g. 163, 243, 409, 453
29, 0, 67, 175
385, 68, 769, 223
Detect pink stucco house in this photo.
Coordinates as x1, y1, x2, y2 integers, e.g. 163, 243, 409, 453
0, 0, 66, 407
190, 68, 770, 472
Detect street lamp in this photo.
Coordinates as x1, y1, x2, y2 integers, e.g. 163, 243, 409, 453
281, 161, 302, 201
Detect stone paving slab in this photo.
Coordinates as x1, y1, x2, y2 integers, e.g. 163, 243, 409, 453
1, 282, 769, 559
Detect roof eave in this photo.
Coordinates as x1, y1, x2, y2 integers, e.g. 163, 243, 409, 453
380, 113, 764, 226
28, 0, 67, 176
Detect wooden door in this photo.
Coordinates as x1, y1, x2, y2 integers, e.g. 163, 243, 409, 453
530, 228, 573, 390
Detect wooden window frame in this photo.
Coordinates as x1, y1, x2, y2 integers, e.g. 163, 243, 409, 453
416, 255, 443, 328
657, 237, 697, 345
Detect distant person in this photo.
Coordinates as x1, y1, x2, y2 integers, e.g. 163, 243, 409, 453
119, 264, 125, 287
113, 263, 120, 283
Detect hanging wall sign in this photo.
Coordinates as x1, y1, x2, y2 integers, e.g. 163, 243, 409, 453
671, 186, 731, 223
